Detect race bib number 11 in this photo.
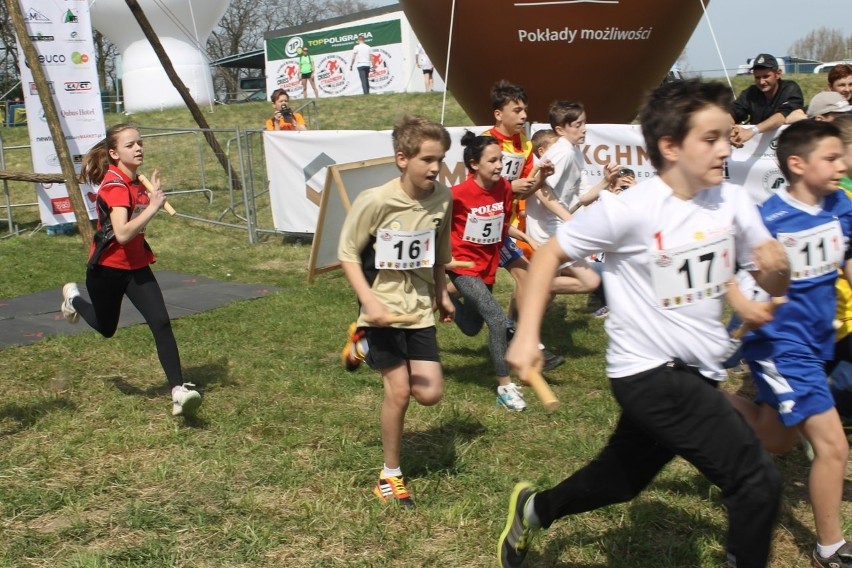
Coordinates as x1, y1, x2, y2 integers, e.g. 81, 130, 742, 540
375, 228, 436, 270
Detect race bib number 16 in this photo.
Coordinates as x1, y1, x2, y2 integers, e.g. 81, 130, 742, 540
375, 228, 435, 270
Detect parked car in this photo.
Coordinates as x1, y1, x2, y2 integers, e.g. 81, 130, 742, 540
814, 60, 852, 74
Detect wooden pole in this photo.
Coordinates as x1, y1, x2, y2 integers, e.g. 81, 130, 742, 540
7, 0, 94, 246
124, 0, 242, 195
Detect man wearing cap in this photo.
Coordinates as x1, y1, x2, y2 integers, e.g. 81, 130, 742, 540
731, 53, 805, 147
807, 91, 852, 121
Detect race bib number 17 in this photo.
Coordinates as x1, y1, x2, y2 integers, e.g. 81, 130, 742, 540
650, 234, 734, 309
375, 228, 435, 270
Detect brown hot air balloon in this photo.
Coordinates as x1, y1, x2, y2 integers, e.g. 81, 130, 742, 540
400, 0, 708, 124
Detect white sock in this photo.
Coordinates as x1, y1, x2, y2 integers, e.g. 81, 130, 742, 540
382, 464, 402, 478
817, 539, 846, 558
524, 495, 540, 527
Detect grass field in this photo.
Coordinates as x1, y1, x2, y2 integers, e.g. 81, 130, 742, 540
0, 78, 848, 567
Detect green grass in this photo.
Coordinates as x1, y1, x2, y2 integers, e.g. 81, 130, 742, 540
0, 85, 846, 567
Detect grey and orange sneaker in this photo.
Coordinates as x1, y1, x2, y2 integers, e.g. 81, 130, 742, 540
341, 322, 368, 371
373, 473, 414, 507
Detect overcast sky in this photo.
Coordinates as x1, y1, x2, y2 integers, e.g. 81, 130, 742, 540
373, 0, 851, 77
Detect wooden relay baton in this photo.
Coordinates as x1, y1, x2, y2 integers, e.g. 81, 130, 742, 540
526, 368, 559, 412
137, 173, 176, 216
730, 296, 788, 340
365, 313, 420, 325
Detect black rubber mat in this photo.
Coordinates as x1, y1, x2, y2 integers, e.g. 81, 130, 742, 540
0, 271, 279, 350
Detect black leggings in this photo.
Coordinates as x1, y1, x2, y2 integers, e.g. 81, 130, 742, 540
449, 273, 510, 378
73, 264, 183, 387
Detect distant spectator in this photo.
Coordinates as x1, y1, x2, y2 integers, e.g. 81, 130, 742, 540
731, 53, 805, 147
265, 89, 306, 132
297, 47, 319, 99
807, 91, 852, 121
416, 44, 434, 92
828, 64, 852, 103
350, 35, 373, 95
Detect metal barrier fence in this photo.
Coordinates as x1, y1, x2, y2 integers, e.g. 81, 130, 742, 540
0, 125, 294, 244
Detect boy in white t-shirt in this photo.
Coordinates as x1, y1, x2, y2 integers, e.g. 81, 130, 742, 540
498, 79, 791, 568
524, 100, 618, 245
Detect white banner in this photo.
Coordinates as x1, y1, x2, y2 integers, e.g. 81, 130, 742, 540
265, 124, 785, 235
264, 127, 488, 234
17, 0, 106, 226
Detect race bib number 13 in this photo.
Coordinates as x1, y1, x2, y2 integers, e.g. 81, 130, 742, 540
650, 234, 734, 309
375, 228, 435, 270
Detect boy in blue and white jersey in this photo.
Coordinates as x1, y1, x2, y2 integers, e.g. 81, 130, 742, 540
727, 120, 852, 568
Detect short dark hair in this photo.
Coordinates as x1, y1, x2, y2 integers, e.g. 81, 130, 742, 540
776, 119, 842, 181
460, 130, 500, 172
547, 101, 584, 130
639, 79, 733, 171
270, 88, 289, 103
490, 80, 528, 111
829, 64, 852, 87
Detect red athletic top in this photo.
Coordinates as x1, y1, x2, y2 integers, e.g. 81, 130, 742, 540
90, 165, 156, 270
450, 176, 513, 284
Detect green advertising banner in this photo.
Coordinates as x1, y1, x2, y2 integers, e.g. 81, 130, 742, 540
267, 20, 402, 61
265, 18, 406, 98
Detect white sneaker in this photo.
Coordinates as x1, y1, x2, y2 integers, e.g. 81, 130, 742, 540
61, 283, 80, 324
172, 383, 201, 417
497, 383, 527, 411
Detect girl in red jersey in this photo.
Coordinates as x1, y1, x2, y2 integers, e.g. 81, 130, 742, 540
450, 131, 529, 410
60, 123, 201, 417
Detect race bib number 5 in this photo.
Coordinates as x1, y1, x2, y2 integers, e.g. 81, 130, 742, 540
651, 234, 734, 309
462, 213, 504, 245
375, 228, 435, 270
779, 220, 844, 281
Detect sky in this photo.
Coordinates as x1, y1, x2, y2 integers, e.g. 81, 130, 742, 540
372, 0, 851, 77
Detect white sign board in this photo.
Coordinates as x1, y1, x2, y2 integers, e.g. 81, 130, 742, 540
16, 0, 105, 226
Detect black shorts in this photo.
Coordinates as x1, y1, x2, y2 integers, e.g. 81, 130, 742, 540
301, 72, 313, 79
422, 68, 434, 77
364, 326, 440, 370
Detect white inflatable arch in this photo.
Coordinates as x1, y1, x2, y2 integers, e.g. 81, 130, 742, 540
90, 0, 229, 113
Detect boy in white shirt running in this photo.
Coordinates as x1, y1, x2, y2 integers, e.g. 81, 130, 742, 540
498, 79, 791, 568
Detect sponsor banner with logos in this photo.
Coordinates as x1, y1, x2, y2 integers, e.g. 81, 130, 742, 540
17, 0, 105, 225
265, 125, 782, 235
265, 19, 404, 99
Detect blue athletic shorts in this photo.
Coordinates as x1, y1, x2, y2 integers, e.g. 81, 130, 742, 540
748, 353, 835, 427
499, 236, 524, 268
